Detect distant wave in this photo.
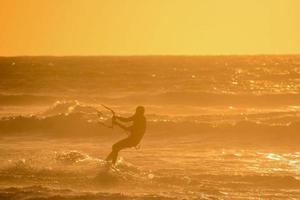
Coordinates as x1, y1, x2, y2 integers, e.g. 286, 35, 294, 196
1, 92, 300, 106
0, 112, 110, 136
0, 101, 110, 136
109, 91, 300, 106
0, 94, 57, 105
0, 101, 300, 141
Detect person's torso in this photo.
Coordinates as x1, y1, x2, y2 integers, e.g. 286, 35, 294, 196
129, 115, 146, 142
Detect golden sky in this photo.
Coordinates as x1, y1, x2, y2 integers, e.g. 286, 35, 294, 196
0, 0, 299, 56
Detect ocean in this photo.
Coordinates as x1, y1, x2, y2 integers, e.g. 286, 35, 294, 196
0, 56, 300, 199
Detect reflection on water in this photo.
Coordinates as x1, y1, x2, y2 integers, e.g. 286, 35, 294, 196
0, 138, 300, 199
0, 56, 300, 199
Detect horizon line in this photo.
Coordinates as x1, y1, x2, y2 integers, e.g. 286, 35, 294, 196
1, 53, 300, 58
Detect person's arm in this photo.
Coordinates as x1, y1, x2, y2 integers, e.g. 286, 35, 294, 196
114, 121, 131, 132
115, 115, 134, 122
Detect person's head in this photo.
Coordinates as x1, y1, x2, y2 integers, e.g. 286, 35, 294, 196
135, 106, 145, 116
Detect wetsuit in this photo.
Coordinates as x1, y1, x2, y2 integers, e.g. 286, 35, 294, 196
106, 114, 146, 164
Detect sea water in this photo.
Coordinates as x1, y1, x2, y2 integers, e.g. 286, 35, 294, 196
0, 56, 300, 199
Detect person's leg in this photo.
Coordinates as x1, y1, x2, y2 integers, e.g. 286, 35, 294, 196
111, 150, 119, 164
108, 138, 133, 165
106, 144, 120, 162
106, 142, 119, 162
105, 151, 114, 162
106, 139, 125, 162
111, 139, 128, 164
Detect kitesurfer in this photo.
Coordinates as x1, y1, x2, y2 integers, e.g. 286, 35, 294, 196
105, 106, 146, 165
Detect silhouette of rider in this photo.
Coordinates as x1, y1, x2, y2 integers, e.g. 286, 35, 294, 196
106, 106, 146, 165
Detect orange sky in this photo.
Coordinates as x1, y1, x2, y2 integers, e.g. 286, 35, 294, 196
0, 0, 299, 56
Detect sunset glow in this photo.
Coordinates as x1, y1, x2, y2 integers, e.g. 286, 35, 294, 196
1, 1, 300, 199
0, 0, 299, 56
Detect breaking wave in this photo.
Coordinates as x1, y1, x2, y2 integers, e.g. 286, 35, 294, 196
0, 150, 157, 188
